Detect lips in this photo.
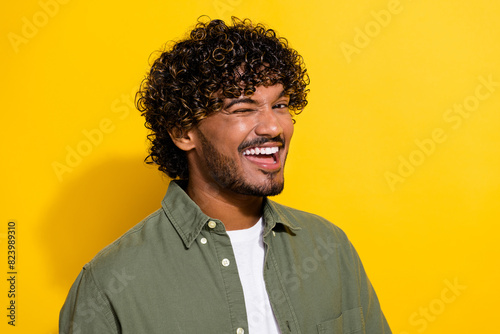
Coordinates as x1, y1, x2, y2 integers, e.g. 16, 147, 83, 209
242, 146, 281, 171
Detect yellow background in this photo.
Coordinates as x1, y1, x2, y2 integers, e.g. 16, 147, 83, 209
1, 0, 499, 333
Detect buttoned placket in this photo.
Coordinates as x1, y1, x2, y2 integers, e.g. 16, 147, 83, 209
263, 229, 302, 334
204, 219, 249, 334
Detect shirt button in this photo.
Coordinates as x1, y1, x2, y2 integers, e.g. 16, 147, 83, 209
236, 328, 244, 334
208, 221, 217, 229
200, 237, 207, 244
221, 258, 230, 267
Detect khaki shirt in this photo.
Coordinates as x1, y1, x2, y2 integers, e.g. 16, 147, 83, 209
60, 180, 391, 334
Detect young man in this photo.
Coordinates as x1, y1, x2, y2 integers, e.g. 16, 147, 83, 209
60, 17, 391, 334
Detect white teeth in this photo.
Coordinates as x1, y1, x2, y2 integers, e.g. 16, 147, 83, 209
243, 146, 279, 156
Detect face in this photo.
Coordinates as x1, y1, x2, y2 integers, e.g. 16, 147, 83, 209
187, 84, 294, 197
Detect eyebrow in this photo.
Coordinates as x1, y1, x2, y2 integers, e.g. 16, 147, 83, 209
223, 89, 286, 109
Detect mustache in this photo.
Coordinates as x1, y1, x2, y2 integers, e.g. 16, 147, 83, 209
238, 135, 285, 152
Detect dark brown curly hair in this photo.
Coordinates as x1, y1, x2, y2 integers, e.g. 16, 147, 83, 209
136, 17, 309, 179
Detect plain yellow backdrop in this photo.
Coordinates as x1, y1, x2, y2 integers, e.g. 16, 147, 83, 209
2, 0, 499, 333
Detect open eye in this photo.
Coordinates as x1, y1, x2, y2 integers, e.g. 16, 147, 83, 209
273, 103, 289, 110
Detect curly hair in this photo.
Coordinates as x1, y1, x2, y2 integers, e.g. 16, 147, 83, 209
136, 16, 310, 179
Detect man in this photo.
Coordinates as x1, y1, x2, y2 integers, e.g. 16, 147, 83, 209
60, 17, 391, 333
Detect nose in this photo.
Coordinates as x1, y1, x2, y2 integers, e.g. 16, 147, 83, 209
254, 106, 284, 138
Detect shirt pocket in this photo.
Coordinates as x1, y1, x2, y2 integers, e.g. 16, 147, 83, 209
316, 307, 365, 334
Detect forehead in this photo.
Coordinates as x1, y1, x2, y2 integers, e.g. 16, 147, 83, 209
221, 84, 286, 108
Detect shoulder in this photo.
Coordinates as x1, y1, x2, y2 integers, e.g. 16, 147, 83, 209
266, 200, 363, 274
84, 208, 168, 279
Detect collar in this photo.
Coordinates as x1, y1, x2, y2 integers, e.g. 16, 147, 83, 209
161, 180, 301, 249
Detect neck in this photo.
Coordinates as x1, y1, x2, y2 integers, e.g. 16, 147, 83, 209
186, 180, 263, 231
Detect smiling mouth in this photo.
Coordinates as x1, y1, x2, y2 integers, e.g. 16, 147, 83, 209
242, 146, 281, 170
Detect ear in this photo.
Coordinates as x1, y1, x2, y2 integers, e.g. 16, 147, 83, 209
168, 127, 196, 152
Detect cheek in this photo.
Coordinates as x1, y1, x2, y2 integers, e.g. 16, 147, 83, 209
229, 119, 255, 144
198, 119, 248, 152
234, 121, 251, 134
283, 117, 295, 142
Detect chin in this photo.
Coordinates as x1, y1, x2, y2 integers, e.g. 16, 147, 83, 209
234, 176, 285, 197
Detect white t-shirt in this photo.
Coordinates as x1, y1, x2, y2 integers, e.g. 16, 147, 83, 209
227, 218, 281, 334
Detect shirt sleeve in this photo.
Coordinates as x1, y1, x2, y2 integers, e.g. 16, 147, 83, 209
347, 240, 392, 334
59, 266, 120, 334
